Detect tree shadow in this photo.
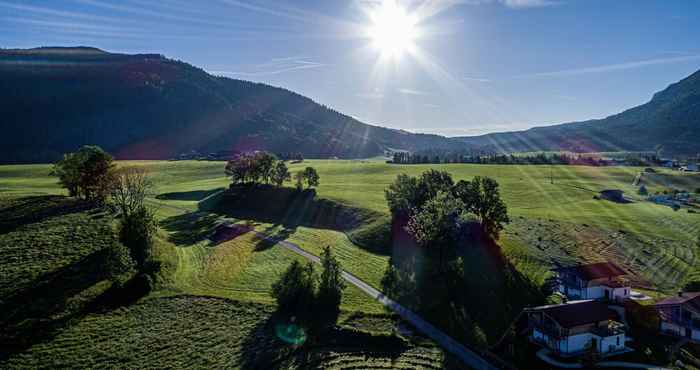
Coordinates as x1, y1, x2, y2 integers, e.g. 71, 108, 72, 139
0, 195, 93, 234
155, 188, 225, 202
0, 248, 126, 360
380, 220, 546, 351
210, 185, 391, 256
159, 212, 222, 246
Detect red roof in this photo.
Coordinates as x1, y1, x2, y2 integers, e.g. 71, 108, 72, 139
655, 292, 700, 308
528, 300, 614, 328
555, 262, 627, 281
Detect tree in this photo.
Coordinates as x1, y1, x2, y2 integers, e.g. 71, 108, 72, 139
453, 176, 509, 240
385, 174, 423, 217
225, 151, 278, 186
271, 260, 316, 323
271, 161, 291, 187
638, 185, 648, 196
406, 191, 469, 270
118, 205, 157, 269
315, 246, 346, 330
294, 167, 320, 189
52, 145, 116, 202
303, 167, 319, 188
385, 170, 454, 218
111, 167, 152, 217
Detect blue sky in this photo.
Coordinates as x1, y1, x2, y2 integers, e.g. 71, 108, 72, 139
2, 0, 699, 136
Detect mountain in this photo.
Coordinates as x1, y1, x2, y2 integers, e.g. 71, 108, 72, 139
457, 69, 700, 157
0, 47, 464, 163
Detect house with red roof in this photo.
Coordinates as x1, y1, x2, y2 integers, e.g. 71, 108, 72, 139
655, 292, 700, 341
525, 300, 630, 357
554, 262, 631, 302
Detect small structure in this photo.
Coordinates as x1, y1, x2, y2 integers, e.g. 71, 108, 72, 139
655, 292, 700, 342
599, 189, 626, 203
554, 262, 631, 302
681, 163, 699, 172
525, 300, 629, 357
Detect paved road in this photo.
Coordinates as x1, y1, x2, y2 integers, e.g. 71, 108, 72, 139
254, 231, 498, 370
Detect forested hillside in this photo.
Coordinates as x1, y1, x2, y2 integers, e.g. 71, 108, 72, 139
0, 47, 463, 163
458, 69, 700, 156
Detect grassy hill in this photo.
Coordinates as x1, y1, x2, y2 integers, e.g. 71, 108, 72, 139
0, 47, 465, 164
458, 69, 700, 156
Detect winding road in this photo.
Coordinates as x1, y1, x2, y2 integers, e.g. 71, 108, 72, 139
150, 195, 498, 369
253, 230, 498, 370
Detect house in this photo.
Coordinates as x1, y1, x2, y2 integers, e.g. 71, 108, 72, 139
525, 300, 629, 357
655, 292, 700, 341
681, 163, 699, 172
554, 262, 631, 302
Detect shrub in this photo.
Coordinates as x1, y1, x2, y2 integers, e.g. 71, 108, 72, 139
119, 205, 157, 269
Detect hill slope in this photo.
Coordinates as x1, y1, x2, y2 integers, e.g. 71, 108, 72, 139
457, 69, 700, 156
0, 47, 463, 163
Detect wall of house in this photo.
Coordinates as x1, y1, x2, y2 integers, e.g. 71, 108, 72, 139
609, 287, 630, 301
586, 286, 605, 299
564, 332, 593, 354
661, 322, 683, 336
599, 333, 626, 354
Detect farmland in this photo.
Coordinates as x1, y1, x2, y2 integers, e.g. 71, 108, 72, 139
2, 159, 700, 367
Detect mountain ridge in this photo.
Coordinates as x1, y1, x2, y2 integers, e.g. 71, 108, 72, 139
0, 47, 463, 163
456, 69, 700, 157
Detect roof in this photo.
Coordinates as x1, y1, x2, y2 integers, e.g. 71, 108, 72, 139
655, 292, 700, 308
527, 300, 614, 328
555, 262, 627, 281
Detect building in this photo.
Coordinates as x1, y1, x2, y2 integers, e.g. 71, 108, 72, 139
525, 300, 629, 357
554, 262, 631, 302
655, 292, 700, 341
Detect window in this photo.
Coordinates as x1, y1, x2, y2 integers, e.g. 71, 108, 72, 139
616, 336, 620, 346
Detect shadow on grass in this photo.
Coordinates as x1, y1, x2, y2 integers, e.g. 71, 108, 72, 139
159, 185, 392, 255
0, 195, 94, 234
238, 312, 410, 369
0, 247, 150, 361
155, 188, 225, 202
381, 220, 546, 353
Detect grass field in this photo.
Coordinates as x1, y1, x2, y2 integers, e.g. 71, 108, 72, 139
4, 296, 452, 369
2, 159, 700, 365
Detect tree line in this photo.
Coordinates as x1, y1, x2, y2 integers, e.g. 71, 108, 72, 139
225, 151, 319, 189
390, 151, 613, 166
385, 170, 509, 269
52, 145, 158, 289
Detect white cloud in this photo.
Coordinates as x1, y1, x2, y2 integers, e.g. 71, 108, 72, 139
210, 57, 325, 77
397, 88, 428, 96
464, 76, 491, 82
515, 54, 700, 78
500, 0, 558, 8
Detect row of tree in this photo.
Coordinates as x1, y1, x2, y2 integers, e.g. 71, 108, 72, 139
52, 145, 157, 280
385, 170, 509, 269
390, 152, 612, 166
271, 247, 346, 337
224, 151, 319, 189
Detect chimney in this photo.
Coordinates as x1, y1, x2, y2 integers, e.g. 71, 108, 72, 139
679, 291, 684, 297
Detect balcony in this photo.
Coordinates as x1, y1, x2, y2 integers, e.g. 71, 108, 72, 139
591, 321, 625, 337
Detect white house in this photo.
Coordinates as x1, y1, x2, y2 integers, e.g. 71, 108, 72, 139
655, 292, 700, 342
526, 300, 629, 357
554, 262, 631, 302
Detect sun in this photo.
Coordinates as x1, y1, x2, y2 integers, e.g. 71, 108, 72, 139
367, 0, 418, 58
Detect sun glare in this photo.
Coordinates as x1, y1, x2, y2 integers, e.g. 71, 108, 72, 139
368, 0, 418, 58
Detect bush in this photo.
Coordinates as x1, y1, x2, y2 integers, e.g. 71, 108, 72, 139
119, 206, 157, 269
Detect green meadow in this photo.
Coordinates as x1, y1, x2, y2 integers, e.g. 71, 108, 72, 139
2, 159, 699, 367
